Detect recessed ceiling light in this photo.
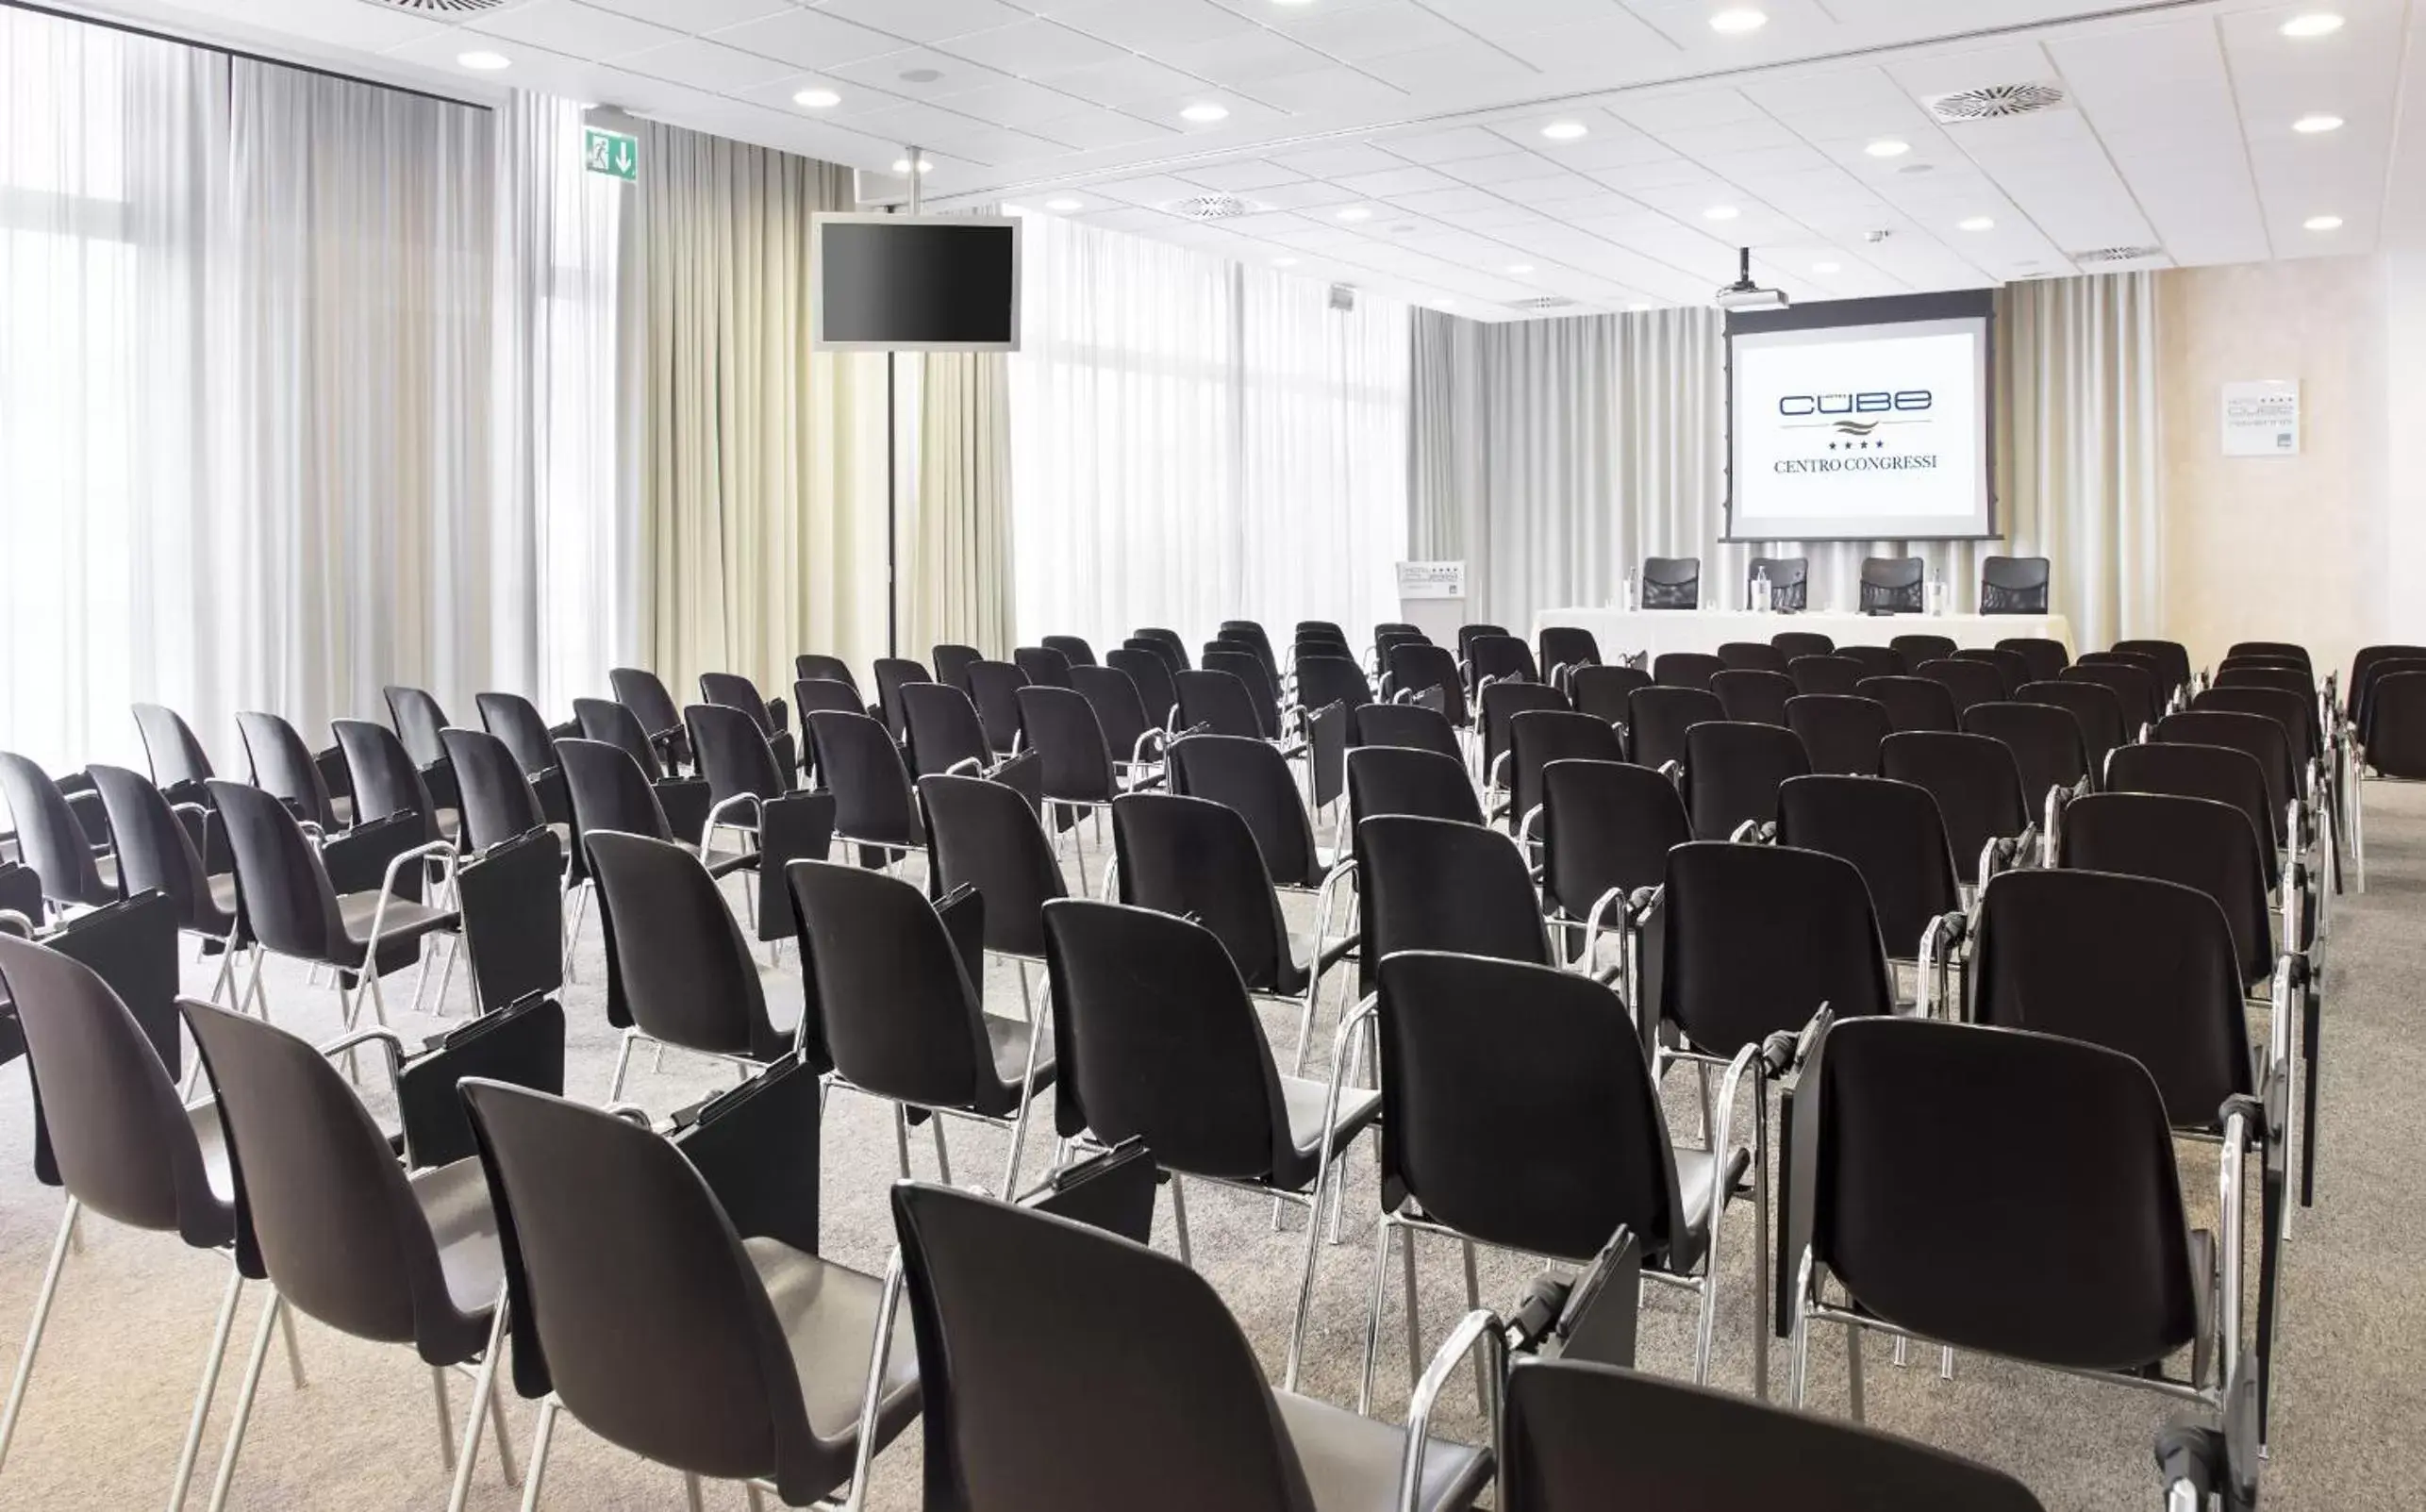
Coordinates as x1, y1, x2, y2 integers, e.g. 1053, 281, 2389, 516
1958, 215, 1995, 231
1506, 263, 1534, 274
1627, 302, 1654, 312
1272, 256, 1299, 267
1813, 260, 1841, 274
899, 68, 943, 85
2305, 213, 2344, 231
1541, 121, 1589, 141
1865, 139, 1911, 158
457, 50, 510, 71
1709, 8, 1768, 33
792, 87, 840, 108
1045, 196, 1084, 212
1336, 205, 1371, 221
892, 158, 933, 174
2280, 13, 2345, 38
1703, 205, 1740, 221
2293, 113, 2345, 134
1181, 102, 1230, 124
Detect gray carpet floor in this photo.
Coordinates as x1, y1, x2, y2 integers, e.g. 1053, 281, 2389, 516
4, 785, 2423, 1510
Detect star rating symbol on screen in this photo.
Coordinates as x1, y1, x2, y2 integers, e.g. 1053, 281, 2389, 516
1826, 439, 1891, 451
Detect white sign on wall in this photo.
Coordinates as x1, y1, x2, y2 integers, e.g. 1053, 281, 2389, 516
2221, 380, 2301, 457
1396, 561, 1466, 600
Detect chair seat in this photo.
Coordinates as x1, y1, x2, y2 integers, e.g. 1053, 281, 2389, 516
336, 890, 460, 950
744, 1237, 922, 1444
981, 1015, 1058, 1101
410, 1156, 505, 1321
1273, 1388, 1491, 1512
1282, 1074, 1384, 1164
1665, 1144, 1753, 1276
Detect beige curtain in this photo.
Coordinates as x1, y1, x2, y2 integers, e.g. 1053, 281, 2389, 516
1406, 272, 2164, 649
908, 352, 1016, 656
635, 123, 889, 698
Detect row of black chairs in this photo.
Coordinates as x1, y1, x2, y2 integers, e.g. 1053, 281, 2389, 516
1627, 554, 2052, 614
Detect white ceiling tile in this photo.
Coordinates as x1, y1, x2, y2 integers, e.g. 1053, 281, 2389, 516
927, 77, 1097, 129
1331, 164, 1464, 197
1251, 179, 1368, 211
617, 37, 801, 91
1381, 185, 1506, 214
1271, 1, 1475, 62
1273, 141, 1413, 177
812, 0, 1031, 45
935, 19, 1130, 76
1495, 15, 1682, 74
823, 45, 1013, 95
1358, 42, 1538, 91
1496, 174, 1617, 203
588, 0, 792, 28
464, 1, 684, 59
1033, 53, 1213, 104
1239, 66, 1409, 113
1090, 174, 1215, 207
1152, 27, 1340, 85
1435, 151, 1563, 186
1176, 159, 1313, 191
1024, 107, 1182, 150
706, 8, 908, 69
1376, 125, 1520, 164
1051, 0, 1259, 51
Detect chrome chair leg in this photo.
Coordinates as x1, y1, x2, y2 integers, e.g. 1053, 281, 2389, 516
1357, 1216, 1394, 1416
431, 1366, 457, 1470
892, 1105, 913, 1180
747, 1486, 768, 1512
1846, 1321, 1867, 1423
204, 1292, 284, 1512
683, 1472, 706, 1512
607, 1028, 640, 1102
278, 1303, 305, 1389
1170, 1176, 1192, 1268
998, 1101, 1033, 1200
930, 1118, 953, 1186
519, 1400, 559, 1512
1401, 1218, 1422, 1392
169, 1264, 246, 1512
1460, 1241, 1487, 1410
0, 1199, 82, 1474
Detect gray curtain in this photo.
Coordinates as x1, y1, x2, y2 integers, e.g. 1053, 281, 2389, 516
910, 351, 1017, 656
1408, 272, 2163, 649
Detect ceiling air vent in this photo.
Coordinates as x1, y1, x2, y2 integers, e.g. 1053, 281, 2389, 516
363, 0, 513, 12
1511, 296, 1579, 312
1922, 83, 2068, 123
1170, 193, 1255, 222
2072, 244, 2167, 265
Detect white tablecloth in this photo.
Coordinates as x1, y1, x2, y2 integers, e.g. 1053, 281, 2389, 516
1531, 607, 2073, 661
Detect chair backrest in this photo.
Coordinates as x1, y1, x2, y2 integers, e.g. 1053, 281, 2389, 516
1979, 555, 2050, 614
1888, 634, 1956, 668
2102, 741, 2276, 889
1509, 711, 1627, 837
236, 710, 341, 831
0, 752, 115, 909
1135, 627, 1190, 672
1651, 652, 1724, 690
1952, 646, 2030, 696
1798, 1016, 2199, 1372
333, 718, 440, 844
2153, 710, 2293, 843
1853, 675, 1957, 734
1913, 658, 2005, 715
1537, 625, 1601, 679
1499, 1358, 2049, 1512
2112, 640, 2193, 696
790, 680, 869, 769
873, 657, 934, 741
1770, 629, 1834, 660
1481, 681, 1571, 780
1070, 663, 1165, 760
1012, 646, 1073, 690
1105, 648, 1179, 734
2368, 671, 2426, 778
932, 643, 982, 692
180, 998, 469, 1352
2193, 685, 2318, 766
1135, 636, 1196, 678
1775, 775, 1961, 962
1203, 650, 1285, 728
1660, 840, 1894, 1058
461, 1081, 839, 1500
889, 1179, 1319, 1512
1684, 721, 1811, 840
207, 779, 346, 961
2062, 661, 2161, 732
573, 696, 664, 781
2349, 644, 2426, 721
1880, 731, 2030, 884
1109, 792, 1299, 996
2357, 657, 2426, 747
805, 709, 922, 847
1294, 656, 1374, 719
1167, 735, 1321, 889
901, 682, 995, 779
133, 703, 215, 792
2057, 793, 2274, 989
1570, 664, 1652, 726
793, 653, 860, 693
1015, 686, 1117, 807
1359, 815, 1552, 968
442, 727, 544, 856
2215, 665, 2312, 699
1859, 557, 1924, 613
688, 703, 790, 809
2228, 640, 2310, 672
918, 773, 1067, 959
964, 661, 1031, 756
1539, 758, 1690, 921
1352, 703, 1458, 759
1345, 746, 1485, 834
1041, 899, 1296, 1179
1468, 633, 1537, 686
1961, 701, 2089, 805
1040, 633, 1097, 668
1783, 695, 1891, 776
1747, 555, 1808, 611
1785, 656, 1865, 698
557, 738, 674, 850
1454, 623, 1508, 666
1715, 641, 1787, 674
1173, 669, 1267, 741
1996, 637, 2071, 682
1711, 669, 1794, 726
1626, 686, 1723, 773
0, 931, 230, 1245
1379, 951, 1687, 1263
1219, 623, 1279, 680
789, 860, 1002, 1113
609, 667, 685, 739
1836, 645, 1906, 679
384, 685, 455, 770
585, 830, 779, 1058
2016, 679, 2126, 778
1641, 556, 1700, 609
87, 764, 223, 935
697, 673, 776, 737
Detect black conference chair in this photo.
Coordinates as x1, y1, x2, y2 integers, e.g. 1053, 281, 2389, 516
1836, 645, 1905, 679
1627, 686, 1723, 776
1538, 757, 1690, 1007
574, 697, 709, 835
1354, 703, 1460, 759
872, 656, 934, 743
1786, 656, 1865, 698
475, 692, 574, 828
687, 702, 801, 919
1997, 636, 2071, 683
1888, 632, 1956, 667
1854, 675, 1957, 734
794, 652, 863, 700
134, 702, 219, 806
963, 659, 1031, 758
1135, 626, 1191, 673
1712, 669, 1794, 726
804, 709, 924, 869
900, 681, 1003, 780
1778, 773, 1969, 1015
1980, 555, 2051, 613
87, 764, 244, 1001
1454, 623, 1508, 670
442, 727, 554, 859
385, 684, 469, 809
1014, 686, 1124, 890
1859, 557, 1924, 614
2115, 640, 2195, 700
1771, 629, 1835, 661
1537, 625, 1602, 690
917, 771, 1067, 985
1965, 702, 2090, 856
1042, 633, 1097, 668
236, 710, 352, 833
1570, 664, 1652, 727
1642, 557, 1701, 609
1106, 647, 1181, 738
1880, 731, 2034, 889
931, 642, 982, 692
460, 1080, 919, 1508
557, 738, 751, 889
789, 859, 1055, 1197
698, 673, 798, 780
2105, 742, 2281, 895
1174, 668, 1271, 742
1748, 556, 1809, 611
1653, 652, 1725, 691
1478, 681, 1570, 801
336, 717, 455, 851
608, 667, 691, 773
884, 1180, 1487, 1512
1505, 710, 1627, 845
1166, 733, 1335, 893
1784, 695, 1892, 777
0, 752, 121, 914
1952, 645, 2032, 696
1469, 633, 1539, 688
1346, 746, 1487, 834
2066, 660, 2163, 735
2020, 678, 2128, 782
1686, 722, 1810, 842
1205, 650, 1292, 736
1013, 645, 1075, 690
1358, 815, 1559, 976
1915, 658, 2005, 716
1499, 1357, 2047, 1511
1717, 641, 1788, 674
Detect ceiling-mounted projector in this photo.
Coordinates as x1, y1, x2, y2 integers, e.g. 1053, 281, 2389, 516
1715, 247, 1787, 312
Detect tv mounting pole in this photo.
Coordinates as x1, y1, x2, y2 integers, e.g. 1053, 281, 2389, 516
886, 145, 922, 656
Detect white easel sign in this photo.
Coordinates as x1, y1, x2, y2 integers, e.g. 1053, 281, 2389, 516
1396, 561, 1466, 600
2221, 380, 2300, 457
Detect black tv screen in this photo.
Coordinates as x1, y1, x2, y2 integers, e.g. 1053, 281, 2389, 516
812, 214, 1021, 352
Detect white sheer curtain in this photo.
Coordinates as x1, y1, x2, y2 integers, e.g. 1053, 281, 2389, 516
1409, 274, 2163, 650
1010, 214, 1409, 652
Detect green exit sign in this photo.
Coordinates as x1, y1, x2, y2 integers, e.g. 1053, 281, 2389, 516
584, 126, 638, 182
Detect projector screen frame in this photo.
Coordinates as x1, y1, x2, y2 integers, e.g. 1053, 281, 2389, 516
1720, 289, 2001, 543
810, 210, 1023, 354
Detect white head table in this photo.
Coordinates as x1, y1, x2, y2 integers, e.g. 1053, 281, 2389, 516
1529, 606, 2073, 663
